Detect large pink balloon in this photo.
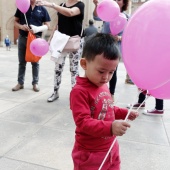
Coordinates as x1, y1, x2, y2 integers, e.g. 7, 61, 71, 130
97, 0, 120, 22
122, 0, 170, 90
149, 80, 170, 99
110, 13, 127, 35
30, 38, 49, 56
16, 0, 30, 13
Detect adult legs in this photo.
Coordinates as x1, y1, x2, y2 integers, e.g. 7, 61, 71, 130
69, 52, 80, 88
54, 56, 66, 92
138, 92, 146, 103
69, 38, 84, 88
48, 38, 84, 102
12, 35, 27, 91
155, 99, 163, 110
17, 35, 27, 85
138, 92, 164, 110
31, 62, 39, 85
109, 67, 117, 96
47, 55, 66, 102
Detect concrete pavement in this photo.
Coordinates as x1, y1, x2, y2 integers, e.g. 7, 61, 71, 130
0, 46, 170, 170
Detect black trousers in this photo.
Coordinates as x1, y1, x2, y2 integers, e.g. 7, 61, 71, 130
138, 92, 164, 110
109, 67, 118, 95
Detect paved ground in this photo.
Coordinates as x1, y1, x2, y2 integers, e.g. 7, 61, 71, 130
0, 46, 170, 170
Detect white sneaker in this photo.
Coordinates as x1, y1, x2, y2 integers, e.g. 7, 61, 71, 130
47, 91, 59, 102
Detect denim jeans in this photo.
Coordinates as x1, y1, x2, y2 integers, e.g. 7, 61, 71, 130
18, 35, 39, 85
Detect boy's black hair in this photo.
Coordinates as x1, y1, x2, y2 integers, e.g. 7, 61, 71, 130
82, 33, 120, 61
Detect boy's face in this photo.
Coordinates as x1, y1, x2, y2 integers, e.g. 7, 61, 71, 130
80, 54, 119, 87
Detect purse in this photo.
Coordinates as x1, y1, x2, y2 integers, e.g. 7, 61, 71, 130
62, 35, 81, 52
25, 32, 41, 62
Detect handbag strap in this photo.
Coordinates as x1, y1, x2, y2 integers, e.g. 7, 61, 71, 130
61, 3, 83, 37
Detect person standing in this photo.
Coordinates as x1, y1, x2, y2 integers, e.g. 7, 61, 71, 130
70, 33, 139, 169
4, 35, 11, 51
84, 19, 98, 38
93, 0, 133, 101
36, 0, 85, 102
128, 90, 164, 116
12, 0, 51, 92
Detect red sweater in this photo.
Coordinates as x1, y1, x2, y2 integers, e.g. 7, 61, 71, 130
70, 77, 128, 152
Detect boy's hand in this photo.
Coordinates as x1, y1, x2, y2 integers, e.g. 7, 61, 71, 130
128, 111, 139, 121
112, 121, 130, 136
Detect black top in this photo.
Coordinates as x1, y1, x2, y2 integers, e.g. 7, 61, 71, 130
58, 2, 84, 37
14, 5, 51, 37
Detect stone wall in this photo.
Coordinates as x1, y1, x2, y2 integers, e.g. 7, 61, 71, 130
0, 0, 144, 46
0, 0, 97, 46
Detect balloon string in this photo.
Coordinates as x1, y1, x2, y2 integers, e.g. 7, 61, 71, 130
24, 13, 28, 26
98, 138, 117, 170
124, 90, 150, 121
98, 89, 148, 170
135, 95, 150, 112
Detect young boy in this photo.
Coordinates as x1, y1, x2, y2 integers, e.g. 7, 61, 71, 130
70, 33, 138, 170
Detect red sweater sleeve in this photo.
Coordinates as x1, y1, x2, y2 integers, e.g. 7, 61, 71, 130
114, 106, 128, 120
70, 89, 113, 138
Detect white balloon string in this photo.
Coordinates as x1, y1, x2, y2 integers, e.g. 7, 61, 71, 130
98, 138, 117, 170
99, 88, 147, 169
124, 89, 141, 121
135, 94, 150, 112
24, 13, 28, 26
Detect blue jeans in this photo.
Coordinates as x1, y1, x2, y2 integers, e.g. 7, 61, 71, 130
17, 35, 39, 85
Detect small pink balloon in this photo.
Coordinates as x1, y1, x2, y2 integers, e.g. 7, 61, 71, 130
110, 13, 127, 35
30, 38, 49, 56
97, 0, 120, 22
148, 80, 170, 99
16, 0, 30, 13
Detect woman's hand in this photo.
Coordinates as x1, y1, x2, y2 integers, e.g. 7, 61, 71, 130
113, 35, 122, 42
93, 0, 99, 6
36, 0, 50, 7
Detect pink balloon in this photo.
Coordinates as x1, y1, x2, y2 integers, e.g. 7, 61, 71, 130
110, 13, 127, 35
97, 0, 120, 22
30, 38, 49, 56
16, 0, 30, 13
149, 80, 170, 99
122, 0, 170, 90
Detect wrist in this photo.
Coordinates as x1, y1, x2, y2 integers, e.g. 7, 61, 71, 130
51, 2, 55, 8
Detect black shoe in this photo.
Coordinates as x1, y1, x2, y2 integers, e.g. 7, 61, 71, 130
33, 84, 40, 92
12, 84, 24, 91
